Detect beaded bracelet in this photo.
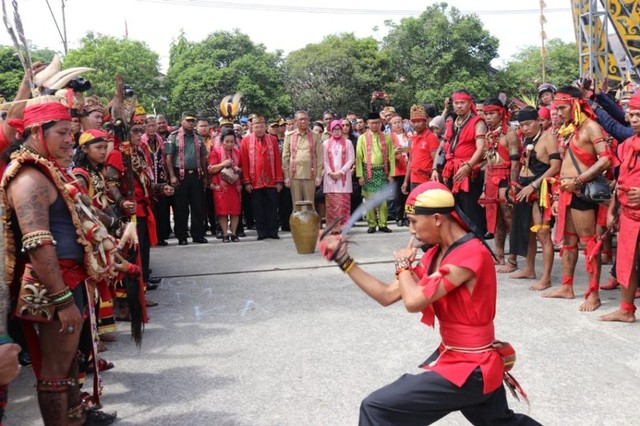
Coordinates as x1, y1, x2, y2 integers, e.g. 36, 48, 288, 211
338, 257, 355, 273
21, 231, 56, 252
53, 293, 73, 305
49, 286, 71, 300
54, 297, 75, 311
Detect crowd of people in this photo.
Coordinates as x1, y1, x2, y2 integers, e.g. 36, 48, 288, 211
0, 58, 639, 425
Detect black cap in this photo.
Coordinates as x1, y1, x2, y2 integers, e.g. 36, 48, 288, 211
181, 111, 196, 120
367, 111, 382, 120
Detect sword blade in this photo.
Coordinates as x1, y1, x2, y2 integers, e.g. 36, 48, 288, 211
341, 182, 396, 236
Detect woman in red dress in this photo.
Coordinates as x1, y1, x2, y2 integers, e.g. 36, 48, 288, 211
208, 128, 242, 242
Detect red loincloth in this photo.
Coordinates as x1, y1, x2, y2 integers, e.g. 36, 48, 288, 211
482, 163, 510, 233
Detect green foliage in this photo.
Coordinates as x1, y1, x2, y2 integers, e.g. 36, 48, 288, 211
0, 46, 57, 99
494, 38, 579, 100
63, 32, 162, 113
283, 33, 391, 118
382, 2, 499, 113
165, 30, 290, 122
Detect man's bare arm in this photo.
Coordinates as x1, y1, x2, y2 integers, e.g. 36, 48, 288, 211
7, 170, 67, 294
579, 123, 612, 182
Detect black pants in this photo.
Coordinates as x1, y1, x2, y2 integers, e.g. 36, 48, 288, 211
242, 186, 255, 228
251, 187, 279, 238
449, 175, 487, 236
204, 188, 217, 234
394, 176, 408, 222
351, 179, 362, 214
360, 354, 540, 426
174, 169, 205, 240
279, 186, 293, 231
153, 194, 174, 240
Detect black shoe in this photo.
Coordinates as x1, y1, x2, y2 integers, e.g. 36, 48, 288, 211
237, 231, 246, 238
403, 219, 410, 226
157, 240, 168, 246
216, 231, 223, 239
222, 236, 230, 243
178, 239, 188, 246
396, 220, 403, 227
193, 237, 208, 244
146, 282, 159, 291
84, 408, 117, 426
147, 277, 161, 284
257, 235, 267, 241
18, 351, 31, 366
378, 227, 393, 233
484, 233, 494, 240
270, 235, 280, 240
230, 234, 239, 242
367, 227, 376, 234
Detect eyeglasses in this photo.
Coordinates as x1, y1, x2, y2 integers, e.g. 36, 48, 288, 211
130, 128, 145, 134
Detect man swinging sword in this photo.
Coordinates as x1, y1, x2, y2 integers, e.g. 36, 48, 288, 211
545, 86, 613, 311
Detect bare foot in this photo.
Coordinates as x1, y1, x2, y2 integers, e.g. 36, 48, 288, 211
530, 277, 551, 291
579, 293, 601, 312
543, 285, 575, 299
495, 255, 505, 266
509, 269, 536, 279
497, 260, 517, 274
600, 277, 620, 290
599, 309, 636, 323
601, 253, 613, 265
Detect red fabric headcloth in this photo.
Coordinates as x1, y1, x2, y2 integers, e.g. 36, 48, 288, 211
8, 102, 72, 135
629, 92, 640, 111
452, 93, 477, 115
483, 104, 511, 133
538, 106, 551, 120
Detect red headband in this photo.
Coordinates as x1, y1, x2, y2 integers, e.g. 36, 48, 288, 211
8, 102, 72, 135
629, 93, 640, 111
538, 107, 551, 120
551, 93, 575, 108
482, 105, 510, 133
452, 93, 472, 103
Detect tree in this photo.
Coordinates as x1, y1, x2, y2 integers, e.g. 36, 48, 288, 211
165, 30, 290, 122
63, 32, 163, 113
381, 2, 499, 113
0, 46, 57, 100
494, 38, 579, 100
283, 33, 392, 118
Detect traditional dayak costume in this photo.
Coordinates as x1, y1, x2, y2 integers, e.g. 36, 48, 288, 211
356, 112, 395, 229
209, 143, 242, 216
240, 118, 284, 239
1, 99, 119, 413
552, 93, 615, 298
358, 182, 538, 425
480, 104, 512, 235
614, 93, 640, 312
442, 93, 487, 233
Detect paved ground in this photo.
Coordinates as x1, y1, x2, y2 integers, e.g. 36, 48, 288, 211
5, 223, 639, 425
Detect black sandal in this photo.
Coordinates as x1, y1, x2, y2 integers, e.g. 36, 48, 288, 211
230, 234, 239, 242
223, 236, 230, 243
84, 408, 117, 426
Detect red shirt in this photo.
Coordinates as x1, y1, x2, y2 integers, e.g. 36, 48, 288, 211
444, 115, 484, 161
391, 133, 409, 177
409, 129, 440, 184
417, 235, 504, 395
240, 134, 283, 189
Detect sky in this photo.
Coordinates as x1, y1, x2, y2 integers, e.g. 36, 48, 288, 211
0, 0, 576, 72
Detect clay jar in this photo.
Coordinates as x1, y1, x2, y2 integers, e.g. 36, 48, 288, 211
290, 200, 320, 254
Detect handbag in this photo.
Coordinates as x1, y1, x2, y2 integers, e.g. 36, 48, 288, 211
567, 148, 611, 203
15, 264, 55, 322
220, 167, 239, 184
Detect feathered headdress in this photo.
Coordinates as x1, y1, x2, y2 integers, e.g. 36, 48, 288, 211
219, 93, 242, 126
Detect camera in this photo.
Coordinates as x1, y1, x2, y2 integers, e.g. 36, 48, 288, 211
66, 76, 92, 93
123, 84, 135, 98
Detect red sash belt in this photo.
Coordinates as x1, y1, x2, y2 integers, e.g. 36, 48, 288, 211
439, 321, 495, 349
